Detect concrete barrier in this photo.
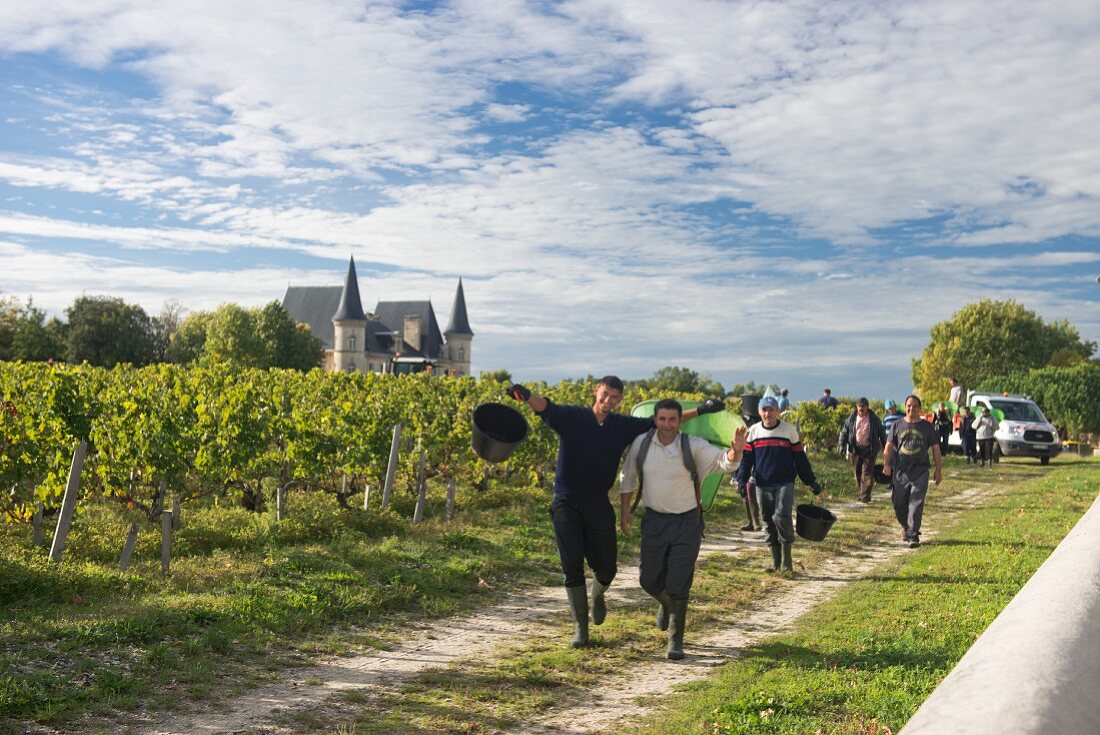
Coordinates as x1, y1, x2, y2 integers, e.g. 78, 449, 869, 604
901, 493, 1100, 734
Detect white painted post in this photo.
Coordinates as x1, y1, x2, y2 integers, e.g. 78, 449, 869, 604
160, 510, 173, 574
48, 441, 86, 564
362, 483, 371, 510
445, 477, 456, 522
413, 441, 427, 523
276, 484, 286, 522
382, 423, 402, 510
119, 522, 139, 572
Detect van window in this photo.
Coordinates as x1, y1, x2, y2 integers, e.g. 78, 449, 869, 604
990, 400, 1045, 422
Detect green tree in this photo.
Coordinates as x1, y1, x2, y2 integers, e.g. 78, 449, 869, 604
170, 310, 213, 364
479, 368, 512, 383
170, 302, 321, 370
728, 380, 780, 398
912, 300, 1096, 399
635, 366, 725, 395
254, 301, 322, 370
11, 300, 65, 362
65, 295, 156, 367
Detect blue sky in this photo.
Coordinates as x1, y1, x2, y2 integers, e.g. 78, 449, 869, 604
1, 0, 1098, 402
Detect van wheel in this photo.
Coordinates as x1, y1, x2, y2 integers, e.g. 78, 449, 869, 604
1040, 456, 1050, 466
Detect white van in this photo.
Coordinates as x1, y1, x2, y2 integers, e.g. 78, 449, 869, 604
949, 392, 1061, 464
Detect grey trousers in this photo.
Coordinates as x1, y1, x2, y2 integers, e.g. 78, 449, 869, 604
891, 468, 929, 542
757, 482, 795, 547
639, 508, 703, 601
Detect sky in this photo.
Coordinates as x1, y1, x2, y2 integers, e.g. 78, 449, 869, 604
1, 0, 1098, 402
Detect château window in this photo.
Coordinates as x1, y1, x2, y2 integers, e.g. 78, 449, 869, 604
348, 335, 356, 350
458, 347, 465, 361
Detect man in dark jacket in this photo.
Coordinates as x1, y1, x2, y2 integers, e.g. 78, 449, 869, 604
837, 397, 884, 502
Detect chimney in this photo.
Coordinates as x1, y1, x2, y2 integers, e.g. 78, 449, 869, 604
403, 314, 421, 353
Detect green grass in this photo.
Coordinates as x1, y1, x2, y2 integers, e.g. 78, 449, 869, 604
1, 454, 1094, 735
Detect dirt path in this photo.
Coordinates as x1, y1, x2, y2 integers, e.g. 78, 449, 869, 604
143, 484, 990, 735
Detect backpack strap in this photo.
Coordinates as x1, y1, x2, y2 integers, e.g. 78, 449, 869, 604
629, 430, 703, 523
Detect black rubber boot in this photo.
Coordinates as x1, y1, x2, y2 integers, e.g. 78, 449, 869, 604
667, 598, 688, 660
766, 544, 782, 572
781, 543, 793, 572
750, 498, 762, 529
591, 578, 609, 625
740, 498, 756, 531
566, 586, 589, 648
655, 591, 672, 631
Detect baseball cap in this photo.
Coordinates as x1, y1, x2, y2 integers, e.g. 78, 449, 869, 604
885, 399, 896, 409
759, 396, 779, 409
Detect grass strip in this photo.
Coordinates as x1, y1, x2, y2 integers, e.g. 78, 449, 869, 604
624, 458, 1098, 735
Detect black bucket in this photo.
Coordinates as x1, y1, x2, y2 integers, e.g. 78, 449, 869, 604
740, 394, 761, 425
795, 503, 837, 542
471, 402, 529, 463
873, 463, 891, 485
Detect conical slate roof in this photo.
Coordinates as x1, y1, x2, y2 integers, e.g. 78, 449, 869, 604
445, 278, 473, 335
332, 257, 367, 321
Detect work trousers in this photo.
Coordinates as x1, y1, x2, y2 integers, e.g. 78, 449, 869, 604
639, 508, 704, 602
756, 482, 795, 548
891, 468, 929, 543
978, 438, 996, 465
550, 493, 617, 588
852, 444, 877, 502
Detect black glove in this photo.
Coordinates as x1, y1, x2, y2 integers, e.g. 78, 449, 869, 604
810, 482, 823, 496
697, 398, 725, 415
508, 384, 531, 402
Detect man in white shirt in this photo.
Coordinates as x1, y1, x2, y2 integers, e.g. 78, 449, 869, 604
620, 399, 748, 660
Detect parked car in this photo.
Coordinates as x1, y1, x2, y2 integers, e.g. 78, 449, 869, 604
948, 392, 1061, 464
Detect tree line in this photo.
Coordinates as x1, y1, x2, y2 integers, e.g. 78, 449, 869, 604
0, 293, 322, 370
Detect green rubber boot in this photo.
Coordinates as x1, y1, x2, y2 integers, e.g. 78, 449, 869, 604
667, 598, 688, 660
591, 578, 609, 625
781, 543, 793, 573
566, 586, 589, 648
655, 591, 672, 631
766, 544, 782, 573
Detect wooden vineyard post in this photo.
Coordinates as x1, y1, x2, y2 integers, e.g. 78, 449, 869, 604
382, 423, 402, 510
32, 503, 44, 546
413, 440, 427, 524
160, 510, 173, 574
48, 441, 87, 564
445, 477, 456, 522
119, 522, 139, 572
362, 483, 370, 510
276, 484, 287, 522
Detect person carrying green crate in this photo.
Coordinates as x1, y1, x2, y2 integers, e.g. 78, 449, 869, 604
619, 398, 747, 660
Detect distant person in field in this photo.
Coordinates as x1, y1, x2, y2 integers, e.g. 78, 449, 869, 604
959, 406, 978, 464
933, 401, 952, 454
777, 388, 791, 412
883, 394, 943, 548
973, 407, 1000, 467
881, 399, 903, 443
837, 397, 884, 503
619, 399, 747, 660
948, 378, 963, 407
508, 377, 722, 647
817, 388, 838, 409
736, 396, 823, 574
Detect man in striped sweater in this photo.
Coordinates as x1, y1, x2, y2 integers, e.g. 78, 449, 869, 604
735, 396, 823, 573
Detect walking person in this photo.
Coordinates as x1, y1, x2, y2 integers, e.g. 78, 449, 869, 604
948, 378, 963, 407
959, 406, 978, 463
883, 395, 943, 548
837, 397, 884, 502
933, 402, 952, 454
736, 396, 823, 574
973, 408, 1000, 467
881, 399, 903, 443
620, 399, 747, 659
508, 378, 720, 647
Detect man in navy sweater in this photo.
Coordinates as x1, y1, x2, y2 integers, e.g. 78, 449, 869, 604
510, 377, 720, 646
736, 396, 822, 574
